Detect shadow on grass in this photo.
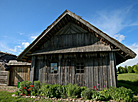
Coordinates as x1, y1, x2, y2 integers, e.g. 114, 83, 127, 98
118, 80, 138, 94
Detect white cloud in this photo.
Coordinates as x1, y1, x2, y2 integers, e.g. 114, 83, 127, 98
91, 4, 137, 42
22, 42, 29, 48
9, 46, 21, 52
31, 36, 37, 40
114, 34, 125, 42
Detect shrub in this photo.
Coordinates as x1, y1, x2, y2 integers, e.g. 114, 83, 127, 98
92, 92, 106, 101
66, 83, 83, 98
40, 83, 63, 98
19, 81, 32, 96
30, 81, 40, 96
81, 89, 93, 99
100, 87, 134, 101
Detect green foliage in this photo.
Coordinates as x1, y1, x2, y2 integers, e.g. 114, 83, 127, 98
128, 66, 134, 73
20, 81, 32, 95
92, 92, 106, 101
66, 83, 83, 98
40, 83, 64, 98
20, 81, 32, 89
133, 65, 138, 74
31, 81, 40, 96
81, 89, 93, 99
124, 65, 128, 73
118, 66, 127, 73
14, 90, 20, 96
13, 80, 136, 101
100, 87, 134, 101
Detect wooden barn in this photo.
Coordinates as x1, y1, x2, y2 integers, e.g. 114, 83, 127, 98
17, 10, 136, 89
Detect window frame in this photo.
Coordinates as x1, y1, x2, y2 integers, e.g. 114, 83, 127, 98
75, 62, 85, 74
50, 62, 58, 74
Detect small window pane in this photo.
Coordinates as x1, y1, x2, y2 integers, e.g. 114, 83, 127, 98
51, 63, 57, 73
76, 63, 84, 73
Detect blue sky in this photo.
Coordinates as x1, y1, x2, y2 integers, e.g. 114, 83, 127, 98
0, 0, 138, 67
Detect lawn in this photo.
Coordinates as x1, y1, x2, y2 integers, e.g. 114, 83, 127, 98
117, 73, 138, 94
0, 91, 61, 102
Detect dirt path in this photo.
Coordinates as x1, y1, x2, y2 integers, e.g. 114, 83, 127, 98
0, 85, 17, 92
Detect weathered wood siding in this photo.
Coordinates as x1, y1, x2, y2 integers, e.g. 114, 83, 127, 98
30, 23, 117, 89
32, 52, 117, 89
38, 23, 104, 52
0, 71, 9, 85
10, 66, 30, 85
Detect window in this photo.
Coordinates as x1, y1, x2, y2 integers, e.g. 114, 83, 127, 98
50, 63, 57, 73
76, 62, 84, 73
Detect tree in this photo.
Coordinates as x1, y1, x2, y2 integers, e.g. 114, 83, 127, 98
133, 65, 138, 74
128, 66, 133, 73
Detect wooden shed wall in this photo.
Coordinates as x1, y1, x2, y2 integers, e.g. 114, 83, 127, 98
10, 66, 30, 85
0, 71, 9, 85
30, 52, 117, 89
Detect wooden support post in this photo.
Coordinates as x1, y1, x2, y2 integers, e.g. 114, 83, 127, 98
109, 52, 116, 87
30, 56, 36, 83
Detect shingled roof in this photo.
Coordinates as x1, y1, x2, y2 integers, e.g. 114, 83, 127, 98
17, 10, 136, 65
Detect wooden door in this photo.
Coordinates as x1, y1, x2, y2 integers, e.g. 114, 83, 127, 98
10, 66, 30, 86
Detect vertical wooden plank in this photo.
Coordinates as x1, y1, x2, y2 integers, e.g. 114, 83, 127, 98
65, 59, 67, 85
88, 56, 91, 88
114, 53, 117, 87
85, 57, 89, 88
99, 57, 103, 90
30, 56, 36, 82
109, 52, 115, 87
107, 53, 110, 88
94, 57, 98, 88
103, 56, 107, 89
45, 56, 48, 83
28, 66, 30, 81
58, 54, 61, 84
61, 58, 63, 85
72, 58, 75, 85
111, 52, 116, 87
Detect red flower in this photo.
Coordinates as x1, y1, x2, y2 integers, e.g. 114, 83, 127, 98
93, 86, 95, 89
30, 85, 33, 87
27, 94, 30, 96
28, 88, 31, 90
19, 89, 21, 91
96, 88, 98, 90
23, 87, 26, 89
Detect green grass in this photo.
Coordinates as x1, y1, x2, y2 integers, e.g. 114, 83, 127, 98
117, 73, 138, 94
117, 73, 138, 81
0, 91, 57, 102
